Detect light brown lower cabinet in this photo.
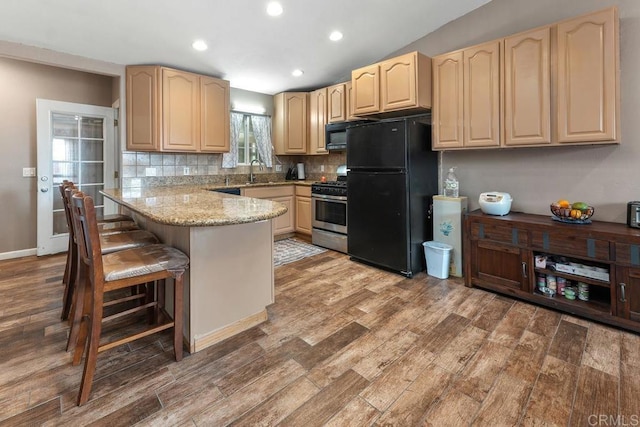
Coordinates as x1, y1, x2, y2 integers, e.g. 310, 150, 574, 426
295, 186, 312, 235
242, 186, 295, 236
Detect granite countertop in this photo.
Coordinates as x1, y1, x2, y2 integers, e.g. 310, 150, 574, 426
101, 185, 290, 227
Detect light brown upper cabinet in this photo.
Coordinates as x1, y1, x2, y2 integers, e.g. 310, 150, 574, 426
432, 52, 464, 149
352, 52, 431, 117
126, 66, 160, 151
309, 88, 328, 155
345, 81, 357, 121
503, 26, 551, 146
464, 41, 501, 148
126, 65, 230, 153
273, 92, 308, 155
200, 76, 231, 152
432, 42, 500, 150
556, 7, 619, 143
327, 83, 347, 123
351, 64, 380, 115
431, 6, 619, 151
162, 68, 199, 152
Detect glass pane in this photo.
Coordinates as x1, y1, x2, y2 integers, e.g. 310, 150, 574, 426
79, 184, 104, 206
80, 139, 103, 162
81, 117, 104, 138
80, 163, 103, 184
94, 206, 105, 221
52, 162, 78, 183
52, 113, 78, 138
53, 192, 65, 211
53, 211, 68, 235
52, 138, 78, 161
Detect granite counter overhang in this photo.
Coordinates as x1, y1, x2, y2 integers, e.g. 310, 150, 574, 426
101, 185, 289, 227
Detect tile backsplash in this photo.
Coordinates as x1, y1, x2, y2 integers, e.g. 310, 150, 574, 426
121, 151, 346, 188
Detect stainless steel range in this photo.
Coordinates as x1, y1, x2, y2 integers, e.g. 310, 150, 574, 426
311, 165, 347, 253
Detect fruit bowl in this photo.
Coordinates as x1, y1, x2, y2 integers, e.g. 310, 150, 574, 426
550, 203, 594, 223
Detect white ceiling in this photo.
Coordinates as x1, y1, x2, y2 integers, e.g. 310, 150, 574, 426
0, 0, 490, 95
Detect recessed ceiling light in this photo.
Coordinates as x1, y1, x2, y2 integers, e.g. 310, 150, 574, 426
292, 69, 304, 77
266, 2, 283, 16
329, 31, 343, 42
192, 39, 208, 51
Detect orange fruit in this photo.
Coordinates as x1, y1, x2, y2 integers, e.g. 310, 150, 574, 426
557, 199, 571, 208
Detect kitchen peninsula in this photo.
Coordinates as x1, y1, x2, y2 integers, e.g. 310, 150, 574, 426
101, 186, 288, 353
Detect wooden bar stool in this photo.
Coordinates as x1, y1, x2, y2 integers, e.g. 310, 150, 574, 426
62, 186, 160, 352
69, 192, 189, 406
59, 182, 141, 321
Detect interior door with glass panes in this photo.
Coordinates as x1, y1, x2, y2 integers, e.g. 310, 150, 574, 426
36, 99, 116, 255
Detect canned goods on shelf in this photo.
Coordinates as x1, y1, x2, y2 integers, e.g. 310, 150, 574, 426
578, 282, 590, 301
557, 277, 566, 295
564, 287, 576, 300
546, 275, 557, 291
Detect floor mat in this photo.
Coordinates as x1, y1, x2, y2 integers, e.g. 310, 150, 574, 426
274, 238, 327, 267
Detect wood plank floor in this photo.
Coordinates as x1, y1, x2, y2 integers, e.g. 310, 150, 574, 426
1, 250, 639, 426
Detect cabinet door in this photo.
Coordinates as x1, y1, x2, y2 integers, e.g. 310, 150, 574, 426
273, 195, 294, 235
162, 69, 199, 152
200, 76, 230, 152
471, 239, 530, 294
126, 66, 160, 151
309, 88, 328, 155
295, 196, 312, 235
281, 93, 308, 154
432, 52, 464, 149
380, 52, 416, 111
616, 267, 640, 323
504, 27, 551, 146
557, 8, 618, 143
327, 83, 346, 123
345, 81, 356, 121
464, 41, 501, 148
351, 64, 380, 115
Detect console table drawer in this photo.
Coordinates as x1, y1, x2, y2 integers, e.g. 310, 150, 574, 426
531, 231, 610, 261
470, 222, 528, 246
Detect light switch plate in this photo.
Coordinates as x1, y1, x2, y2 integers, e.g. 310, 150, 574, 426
320, 165, 325, 172
145, 167, 156, 177
22, 167, 36, 177
275, 165, 282, 172
183, 167, 190, 175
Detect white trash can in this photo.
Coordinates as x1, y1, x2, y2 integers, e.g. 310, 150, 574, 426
423, 241, 453, 279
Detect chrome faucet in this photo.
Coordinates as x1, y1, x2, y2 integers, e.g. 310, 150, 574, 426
249, 158, 263, 183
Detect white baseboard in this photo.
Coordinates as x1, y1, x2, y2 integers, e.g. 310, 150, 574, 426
0, 248, 37, 261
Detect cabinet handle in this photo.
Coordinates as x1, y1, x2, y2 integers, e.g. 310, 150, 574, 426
522, 262, 528, 278
620, 282, 627, 303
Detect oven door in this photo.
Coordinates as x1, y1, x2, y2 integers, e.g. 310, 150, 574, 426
312, 194, 347, 234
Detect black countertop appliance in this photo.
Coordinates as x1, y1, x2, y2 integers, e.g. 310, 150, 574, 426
346, 116, 437, 277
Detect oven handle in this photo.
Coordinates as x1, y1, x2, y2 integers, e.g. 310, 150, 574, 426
311, 193, 347, 202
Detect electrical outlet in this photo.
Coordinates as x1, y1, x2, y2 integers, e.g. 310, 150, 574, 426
320, 165, 325, 172
145, 167, 156, 177
183, 167, 190, 175
275, 164, 282, 172
22, 167, 36, 177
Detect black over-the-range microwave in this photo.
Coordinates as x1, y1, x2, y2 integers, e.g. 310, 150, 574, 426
325, 120, 370, 151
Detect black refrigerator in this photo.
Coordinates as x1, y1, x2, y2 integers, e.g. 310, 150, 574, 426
346, 117, 438, 277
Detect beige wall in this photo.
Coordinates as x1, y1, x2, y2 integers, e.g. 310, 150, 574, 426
0, 57, 114, 254
396, 0, 637, 223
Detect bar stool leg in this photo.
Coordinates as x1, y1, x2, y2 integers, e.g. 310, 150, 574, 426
77, 287, 105, 406
173, 273, 184, 362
